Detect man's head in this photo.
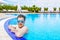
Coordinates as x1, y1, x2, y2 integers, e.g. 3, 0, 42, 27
17, 14, 26, 28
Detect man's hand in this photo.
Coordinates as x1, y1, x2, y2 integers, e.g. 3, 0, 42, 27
8, 25, 16, 33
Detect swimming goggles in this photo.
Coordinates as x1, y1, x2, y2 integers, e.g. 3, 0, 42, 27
17, 20, 24, 23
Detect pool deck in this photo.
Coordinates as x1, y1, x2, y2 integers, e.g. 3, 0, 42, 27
0, 18, 12, 40
0, 13, 60, 14
0, 14, 16, 40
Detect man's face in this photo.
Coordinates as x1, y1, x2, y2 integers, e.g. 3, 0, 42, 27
17, 17, 25, 28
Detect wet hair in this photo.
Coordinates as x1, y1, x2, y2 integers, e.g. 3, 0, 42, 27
17, 14, 26, 21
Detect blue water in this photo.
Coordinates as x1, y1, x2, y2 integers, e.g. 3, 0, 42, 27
8, 14, 60, 40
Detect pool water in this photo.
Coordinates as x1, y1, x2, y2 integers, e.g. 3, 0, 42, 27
9, 14, 60, 40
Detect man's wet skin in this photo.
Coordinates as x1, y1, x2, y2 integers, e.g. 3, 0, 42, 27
9, 14, 28, 37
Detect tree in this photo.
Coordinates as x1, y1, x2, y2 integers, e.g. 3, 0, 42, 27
35, 7, 40, 12
40, 8, 41, 11
28, 5, 40, 13
2, 5, 17, 11
21, 5, 28, 10
44, 8, 48, 11
59, 8, 60, 11
0, 5, 3, 10
53, 7, 56, 11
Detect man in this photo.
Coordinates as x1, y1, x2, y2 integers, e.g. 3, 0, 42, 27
9, 14, 28, 37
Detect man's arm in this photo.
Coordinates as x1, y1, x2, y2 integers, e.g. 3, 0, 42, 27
15, 27, 28, 37
8, 25, 16, 33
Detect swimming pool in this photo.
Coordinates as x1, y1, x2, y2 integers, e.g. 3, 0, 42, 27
5, 13, 60, 40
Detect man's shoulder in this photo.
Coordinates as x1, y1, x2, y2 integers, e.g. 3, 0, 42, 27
24, 26, 28, 30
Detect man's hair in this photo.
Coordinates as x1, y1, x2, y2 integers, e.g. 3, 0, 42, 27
17, 14, 26, 21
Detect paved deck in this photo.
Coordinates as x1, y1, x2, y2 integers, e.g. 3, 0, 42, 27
0, 14, 16, 40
